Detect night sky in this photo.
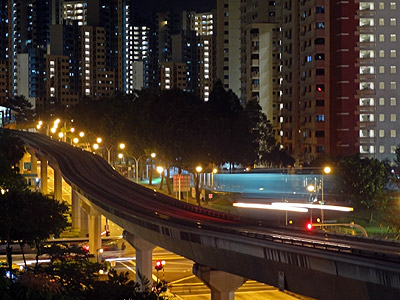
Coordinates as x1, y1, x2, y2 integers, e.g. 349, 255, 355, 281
133, 0, 215, 18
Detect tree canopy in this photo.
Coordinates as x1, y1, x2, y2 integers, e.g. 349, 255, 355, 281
335, 154, 390, 221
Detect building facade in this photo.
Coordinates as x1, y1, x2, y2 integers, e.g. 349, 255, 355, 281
215, 0, 241, 98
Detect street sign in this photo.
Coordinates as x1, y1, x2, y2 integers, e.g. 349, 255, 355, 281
173, 174, 190, 192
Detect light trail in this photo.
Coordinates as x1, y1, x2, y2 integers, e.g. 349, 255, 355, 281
233, 203, 308, 212
271, 202, 354, 212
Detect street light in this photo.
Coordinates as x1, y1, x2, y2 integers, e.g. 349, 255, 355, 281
306, 184, 316, 193
196, 166, 202, 173
93, 143, 99, 150
96, 137, 102, 144
128, 151, 156, 184
58, 132, 64, 139
119, 143, 125, 150
321, 166, 332, 226
156, 166, 164, 175
73, 137, 79, 145
79, 131, 85, 138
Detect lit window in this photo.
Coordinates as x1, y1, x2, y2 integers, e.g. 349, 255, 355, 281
391, 114, 397, 121
390, 2, 396, 10
379, 114, 385, 121
391, 130, 397, 137
379, 130, 384, 137
391, 50, 397, 58
379, 98, 385, 105
379, 2, 384, 10
379, 82, 385, 89
391, 18, 396, 26
391, 66, 396, 74
379, 18, 385, 26
391, 82, 397, 90
391, 97, 396, 105
379, 50, 385, 57
379, 146, 385, 153
379, 66, 385, 73
391, 34, 397, 42
379, 34, 385, 42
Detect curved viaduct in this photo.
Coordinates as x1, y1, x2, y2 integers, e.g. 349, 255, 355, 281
14, 130, 400, 300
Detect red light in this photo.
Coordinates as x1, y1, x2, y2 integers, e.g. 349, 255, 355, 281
83, 245, 89, 252
155, 260, 163, 271
306, 223, 313, 230
317, 87, 322, 92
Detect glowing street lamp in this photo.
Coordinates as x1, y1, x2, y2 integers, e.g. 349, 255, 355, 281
58, 132, 64, 139
119, 143, 126, 150
156, 166, 164, 175
73, 138, 79, 144
79, 131, 85, 138
93, 143, 99, 150
151, 152, 156, 158
50, 127, 57, 134
70, 127, 75, 133
323, 166, 331, 175
306, 184, 316, 193
96, 137, 102, 144
196, 166, 202, 173
118, 153, 124, 159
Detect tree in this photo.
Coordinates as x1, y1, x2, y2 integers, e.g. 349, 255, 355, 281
0, 129, 26, 175
7, 95, 35, 124
336, 155, 390, 222
0, 189, 68, 273
244, 99, 276, 166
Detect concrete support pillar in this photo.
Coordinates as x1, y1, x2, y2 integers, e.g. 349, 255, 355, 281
53, 167, 62, 201
71, 188, 81, 230
30, 152, 37, 175
123, 231, 155, 286
89, 209, 102, 261
39, 158, 48, 194
193, 264, 247, 300
80, 209, 89, 237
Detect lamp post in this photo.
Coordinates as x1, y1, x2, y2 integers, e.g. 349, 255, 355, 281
321, 166, 331, 226
157, 166, 164, 189
306, 184, 316, 222
195, 166, 202, 204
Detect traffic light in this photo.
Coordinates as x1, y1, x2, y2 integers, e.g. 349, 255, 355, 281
155, 260, 165, 271
306, 222, 313, 230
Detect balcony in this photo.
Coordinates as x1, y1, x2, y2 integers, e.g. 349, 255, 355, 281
358, 121, 376, 128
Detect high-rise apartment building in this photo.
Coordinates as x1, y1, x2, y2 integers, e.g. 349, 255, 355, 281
150, 9, 214, 99
279, 0, 400, 162
0, 0, 15, 104
240, 0, 281, 129
46, 54, 79, 106
14, 0, 53, 104
62, 0, 87, 25
194, 12, 214, 101
160, 62, 187, 90
357, 1, 400, 160
279, 0, 360, 163
215, 0, 241, 97
80, 26, 115, 98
